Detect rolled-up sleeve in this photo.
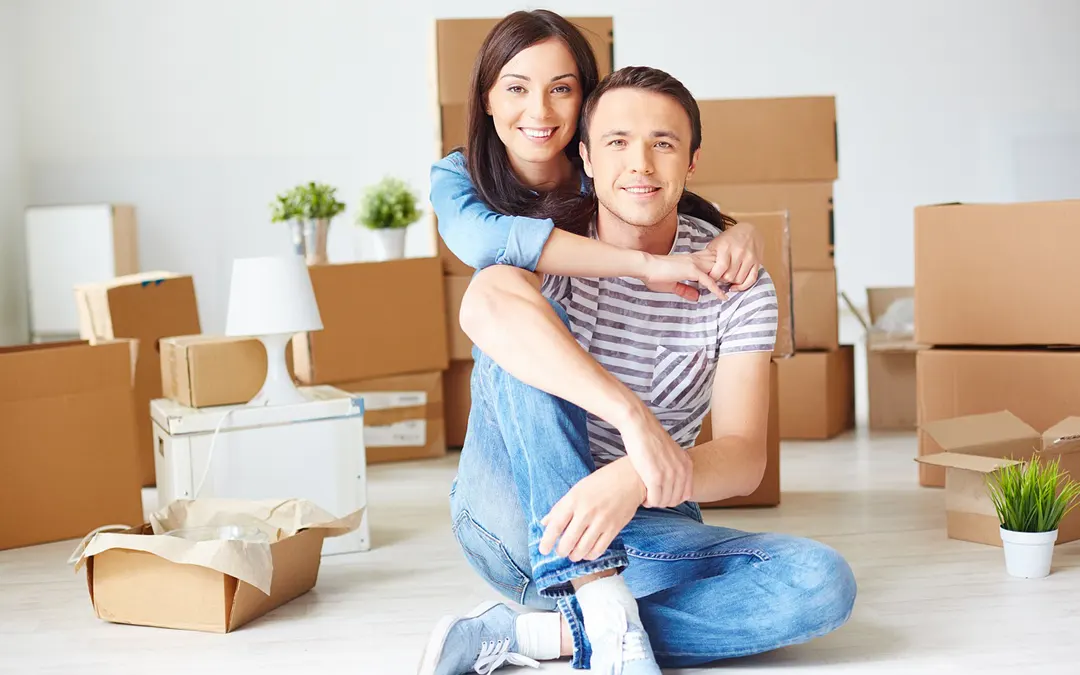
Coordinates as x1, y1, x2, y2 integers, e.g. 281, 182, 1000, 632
429, 152, 556, 271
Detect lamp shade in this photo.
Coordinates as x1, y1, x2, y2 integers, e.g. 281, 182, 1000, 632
225, 255, 323, 337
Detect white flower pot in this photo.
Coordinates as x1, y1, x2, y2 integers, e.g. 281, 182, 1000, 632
371, 228, 407, 261
999, 527, 1057, 578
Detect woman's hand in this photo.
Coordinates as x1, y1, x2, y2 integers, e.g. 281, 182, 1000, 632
640, 250, 728, 301
539, 458, 646, 561
706, 221, 763, 292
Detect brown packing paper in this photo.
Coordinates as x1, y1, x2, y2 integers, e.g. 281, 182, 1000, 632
73, 498, 365, 596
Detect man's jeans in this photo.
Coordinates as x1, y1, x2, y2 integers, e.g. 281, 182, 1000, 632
449, 300, 857, 670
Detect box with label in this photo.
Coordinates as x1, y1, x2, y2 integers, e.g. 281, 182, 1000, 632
339, 371, 446, 464
914, 411, 1080, 546
728, 211, 794, 358
792, 269, 839, 351
445, 360, 473, 448
916, 348, 1080, 487
74, 272, 202, 486
292, 258, 449, 385
445, 275, 474, 361
776, 346, 855, 440
71, 498, 364, 633
1, 339, 144, 550
698, 360, 780, 508
160, 335, 292, 408
914, 200, 1080, 347
694, 182, 833, 271
690, 97, 838, 186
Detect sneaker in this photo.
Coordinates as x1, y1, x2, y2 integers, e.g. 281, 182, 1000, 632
586, 604, 662, 675
417, 601, 540, 675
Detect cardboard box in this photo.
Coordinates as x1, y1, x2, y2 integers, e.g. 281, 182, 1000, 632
728, 211, 794, 358
698, 360, 780, 507
792, 269, 839, 351
72, 499, 364, 633
691, 97, 838, 186
292, 258, 449, 385
435, 17, 614, 107
160, 335, 291, 408
914, 411, 1080, 546
776, 346, 855, 440
74, 272, 202, 486
0, 340, 144, 550
843, 287, 922, 430
445, 360, 473, 448
338, 371, 447, 463
693, 182, 833, 270
445, 275, 474, 361
916, 348, 1080, 487
914, 200, 1080, 347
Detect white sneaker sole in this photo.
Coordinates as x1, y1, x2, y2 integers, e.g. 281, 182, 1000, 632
416, 600, 503, 675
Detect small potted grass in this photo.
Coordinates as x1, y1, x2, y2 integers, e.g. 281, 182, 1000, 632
987, 455, 1080, 578
356, 176, 421, 261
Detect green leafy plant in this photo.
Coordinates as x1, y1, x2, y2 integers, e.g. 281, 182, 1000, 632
269, 187, 304, 223
356, 177, 421, 230
300, 181, 346, 220
269, 182, 346, 223
986, 455, 1080, 533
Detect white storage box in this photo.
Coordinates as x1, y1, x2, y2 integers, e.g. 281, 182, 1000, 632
150, 385, 369, 555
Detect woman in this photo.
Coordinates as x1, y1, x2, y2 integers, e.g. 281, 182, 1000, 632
429, 11, 763, 296
419, 11, 855, 675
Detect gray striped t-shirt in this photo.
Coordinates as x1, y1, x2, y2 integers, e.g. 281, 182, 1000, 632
540, 214, 779, 467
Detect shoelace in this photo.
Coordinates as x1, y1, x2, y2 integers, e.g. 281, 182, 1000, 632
472, 638, 539, 674
594, 605, 650, 675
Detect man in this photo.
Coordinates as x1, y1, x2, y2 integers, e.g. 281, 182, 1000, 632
418, 67, 856, 675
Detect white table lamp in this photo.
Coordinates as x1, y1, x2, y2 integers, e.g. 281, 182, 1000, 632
225, 255, 323, 406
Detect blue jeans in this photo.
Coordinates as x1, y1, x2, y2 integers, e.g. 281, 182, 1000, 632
450, 302, 857, 670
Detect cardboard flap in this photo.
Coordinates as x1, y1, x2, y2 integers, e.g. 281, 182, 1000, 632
920, 411, 1038, 453
1043, 417, 1080, 455
914, 452, 1022, 473
73, 499, 364, 595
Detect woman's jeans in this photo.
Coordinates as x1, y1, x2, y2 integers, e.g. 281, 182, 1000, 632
449, 302, 857, 670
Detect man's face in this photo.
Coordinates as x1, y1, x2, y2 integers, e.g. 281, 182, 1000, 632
580, 87, 699, 229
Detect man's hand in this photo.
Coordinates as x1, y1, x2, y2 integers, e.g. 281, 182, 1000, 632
639, 251, 728, 301
706, 221, 763, 292
618, 408, 694, 509
539, 459, 645, 561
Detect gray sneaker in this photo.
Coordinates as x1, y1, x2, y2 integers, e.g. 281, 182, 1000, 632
417, 601, 540, 675
585, 603, 662, 675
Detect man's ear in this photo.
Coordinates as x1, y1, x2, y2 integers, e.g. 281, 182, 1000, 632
580, 141, 594, 178
686, 147, 701, 182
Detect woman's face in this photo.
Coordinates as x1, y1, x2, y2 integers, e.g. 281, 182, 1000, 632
486, 37, 583, 169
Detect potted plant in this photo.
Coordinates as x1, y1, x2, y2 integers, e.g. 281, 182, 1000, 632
297, 182, 346, 265
356, 177, 421, 261
269, 188, 305, 256
986, 454, 1080, 578
269, 182, 346, 265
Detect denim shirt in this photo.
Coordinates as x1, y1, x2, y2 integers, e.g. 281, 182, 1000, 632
429, 151, 557, 271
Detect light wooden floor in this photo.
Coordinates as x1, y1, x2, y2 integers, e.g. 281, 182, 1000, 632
2, 428, 1079, 674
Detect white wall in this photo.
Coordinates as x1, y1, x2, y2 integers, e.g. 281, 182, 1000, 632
9, 0, 1080, 337
0, 0, 27, 346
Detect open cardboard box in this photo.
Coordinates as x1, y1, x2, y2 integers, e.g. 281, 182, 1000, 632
914, 411, 1080, 547
71, 498, 364, 633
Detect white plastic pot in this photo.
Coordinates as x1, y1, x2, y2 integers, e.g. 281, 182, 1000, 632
371, 228, 407, 261
999, 527, 1058, 578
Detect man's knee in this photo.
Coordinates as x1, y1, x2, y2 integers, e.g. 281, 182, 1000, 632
766, 537, 856, 630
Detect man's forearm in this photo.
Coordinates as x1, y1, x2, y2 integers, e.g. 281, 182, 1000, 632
459, 266, 647, 428
687, 437, 767, 503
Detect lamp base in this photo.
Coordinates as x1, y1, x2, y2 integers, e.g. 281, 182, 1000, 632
247, 333, 309, 407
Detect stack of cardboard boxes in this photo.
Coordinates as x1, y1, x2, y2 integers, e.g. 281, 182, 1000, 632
290, 258, 451, 464
431, 16, 616, 446
689, 97, 854, 440
913, 199, 1080, 488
